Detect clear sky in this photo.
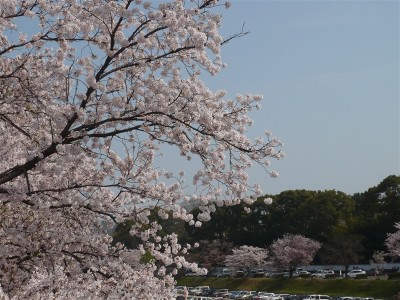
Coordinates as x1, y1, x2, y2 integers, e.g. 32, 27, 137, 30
204, 0, 399, 195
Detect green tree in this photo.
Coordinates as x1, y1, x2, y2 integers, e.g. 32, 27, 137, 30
353, 175, 400, 259
185, 189, 356, 248
260, 190, 355, 244
318, 234, 365, 277
185, 239, 233, 269
185, 204, 265, 247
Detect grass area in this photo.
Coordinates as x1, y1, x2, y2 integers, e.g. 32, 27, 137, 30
176, 277, 400, 299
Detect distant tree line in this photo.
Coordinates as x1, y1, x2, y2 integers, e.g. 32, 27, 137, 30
113, 175, 400, 268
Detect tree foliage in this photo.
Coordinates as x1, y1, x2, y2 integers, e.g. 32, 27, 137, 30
184, 176, 399, 264
264, 190, 355, 242
0, 0, 283, 297
186, 239, 233, 270
353, 175, 400, 259
187, 189, 355, 248
317, 234, 364, 277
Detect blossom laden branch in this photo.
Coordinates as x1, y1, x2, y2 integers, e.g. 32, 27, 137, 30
0, 0, 282, 297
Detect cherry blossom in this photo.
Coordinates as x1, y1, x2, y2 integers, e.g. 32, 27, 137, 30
270, 234, 320, 278
0, 0, 282, 298
386, 222, 400, 258
224, 245, 269, 274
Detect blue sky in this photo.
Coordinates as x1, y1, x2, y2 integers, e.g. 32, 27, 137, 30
205, 0, 399, 195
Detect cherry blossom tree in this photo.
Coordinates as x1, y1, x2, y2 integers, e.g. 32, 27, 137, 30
224, 245, 269, 275
270, 234, 320, 278
386, 222, 400, 259
0, 0, 283, 298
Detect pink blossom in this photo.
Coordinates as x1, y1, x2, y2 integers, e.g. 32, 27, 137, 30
0, 0, 282, 297
386, 222, 400, 258
224, 245, 269, 273
270, 234, 320, 275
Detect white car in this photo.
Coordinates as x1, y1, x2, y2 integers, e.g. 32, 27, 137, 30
303, 295, 330, 300
190, 286, 210, 296
236, 291, 258, 299
297, 270, 311, 277
346, 269, 366, 278
252, 292, 275, 300
311, 270, 335, 278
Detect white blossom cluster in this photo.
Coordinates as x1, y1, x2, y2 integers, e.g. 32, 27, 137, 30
0, 0, 282, 298
224, 245, 269, 272
386, 222, 400, 259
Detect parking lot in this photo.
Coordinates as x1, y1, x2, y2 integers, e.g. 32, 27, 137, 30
173, 286, 381, 300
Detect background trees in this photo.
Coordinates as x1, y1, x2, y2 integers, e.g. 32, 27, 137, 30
184, 175, 400, 267
263, 190, 355, 244
0, 0, 283, 297
187, 189, 356, 248
186, 239, 233, 270
353, 175, 400, 259
317, 234, 365, 277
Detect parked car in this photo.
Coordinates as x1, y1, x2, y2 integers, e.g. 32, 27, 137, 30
283, 271, 301, 278
212, 289, 230, 297
285, 271, 312, 278
241, 291, 259, 299
248, 269, 266, 278
173, 286, 186, 294
216, 268, 232, 277
201, 288, 217, 296
235, 270, 246, 277
297, 270, 311, 277
231, 291, 248, 299
236, 291, 258, 299
311, 270, 335, 279
303, 295, 330, 300
228, 291, 242, 299
190, 286, 210, 296
252, 292, 275, 300
346, 269, 367, 278
209, 267, 232, 277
